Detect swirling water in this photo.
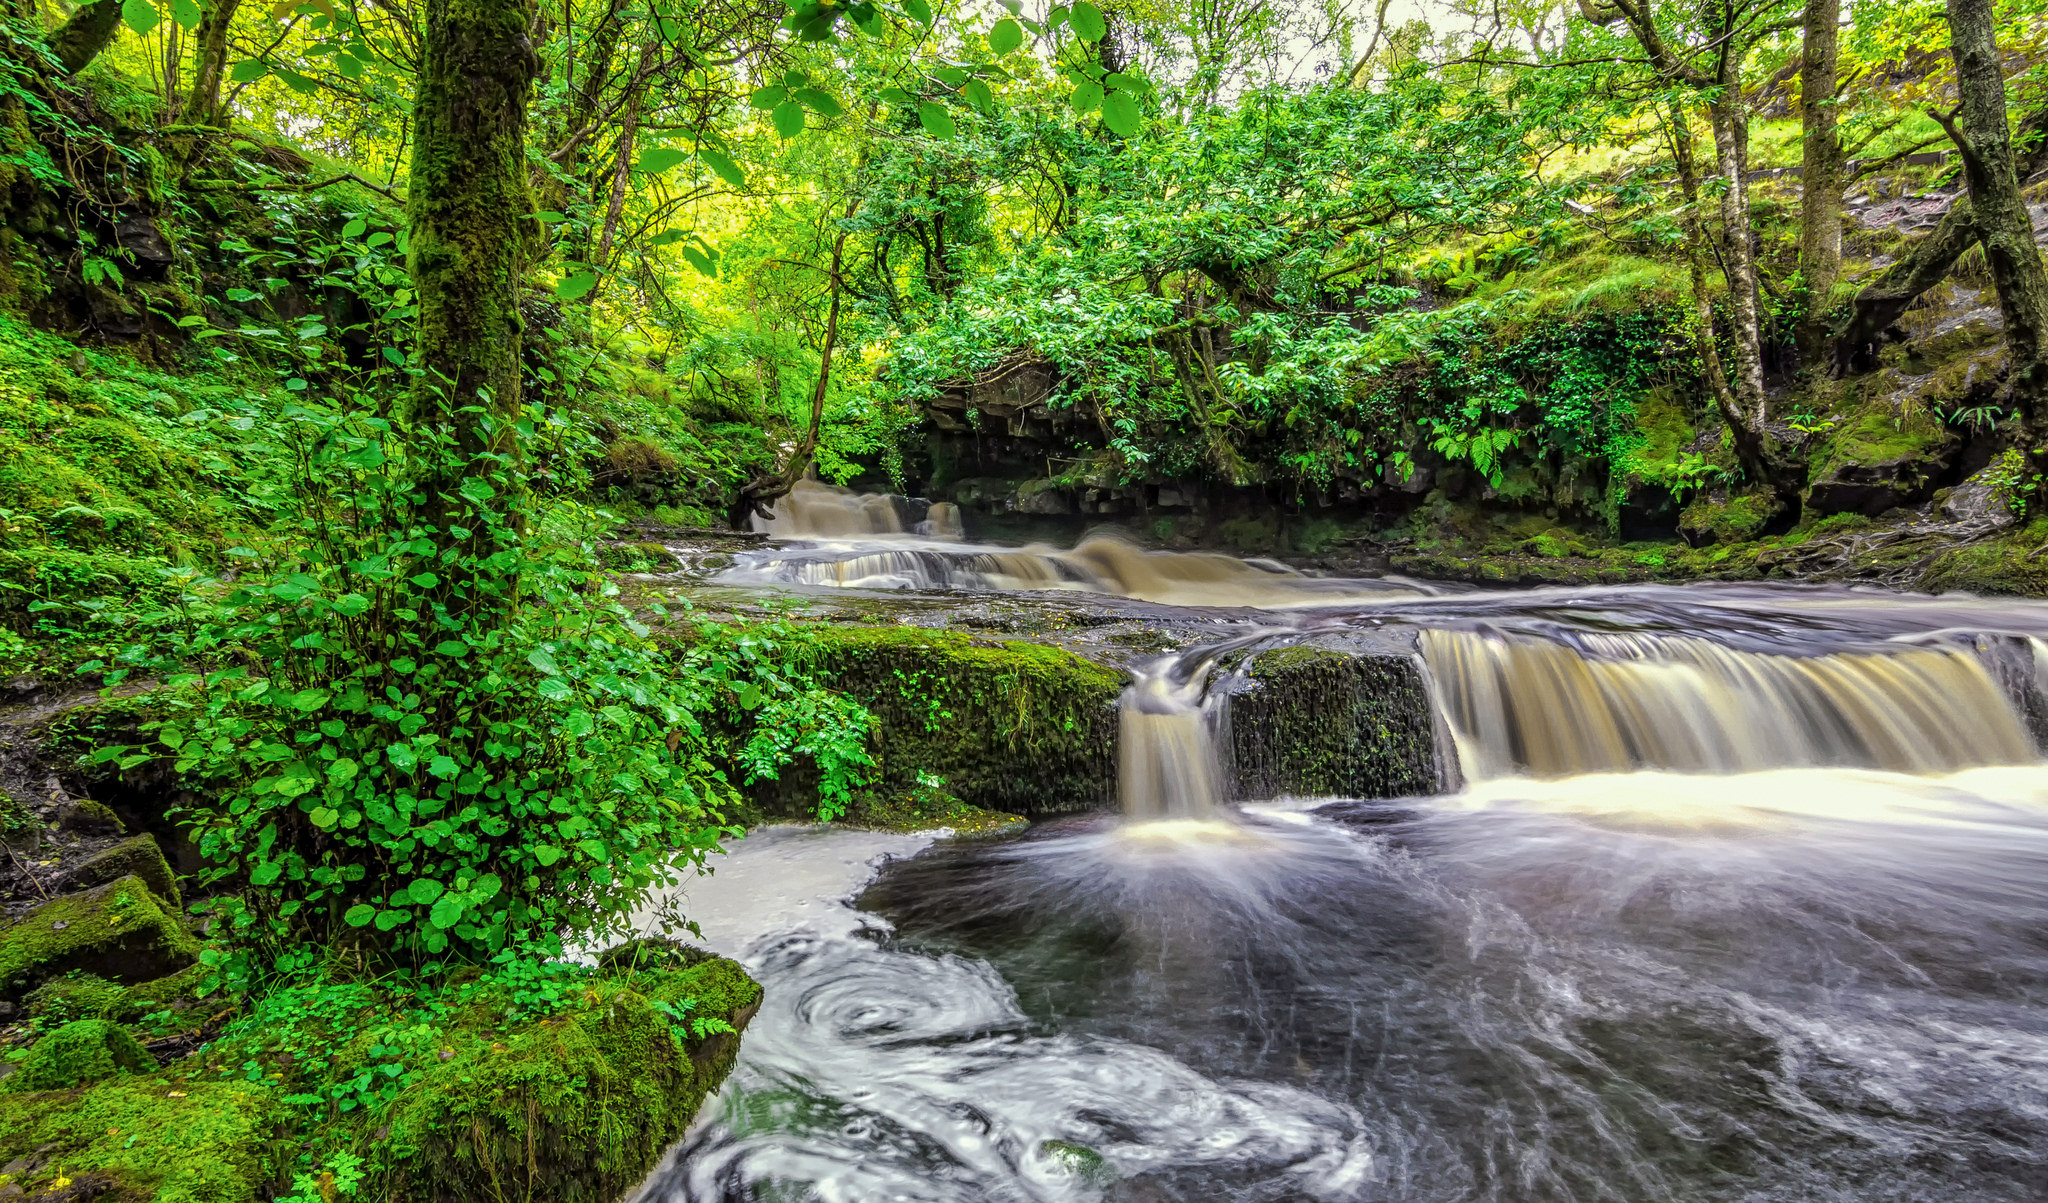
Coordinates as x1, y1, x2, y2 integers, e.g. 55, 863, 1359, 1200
641, 523, 2048, 1201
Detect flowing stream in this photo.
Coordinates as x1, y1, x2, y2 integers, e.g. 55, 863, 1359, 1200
633, 505, 2048, 1202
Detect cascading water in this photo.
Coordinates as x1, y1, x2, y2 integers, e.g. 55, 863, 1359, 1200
643, 520, 2048, 1202
1420, 626, 2037, 779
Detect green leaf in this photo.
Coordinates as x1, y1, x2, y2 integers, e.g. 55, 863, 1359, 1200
537, 678, 572, 701
122, 0, 159, 36
988, 17, 1022, 53
334, 53, 362, 78
903, 0, 932, 24
771, 101, 805, 138
792, 87, 842, 118
964, 78, 994, 111
409, 572, 439, 588
749, 85, 786, 110
680, 246, 716, 277
434, 639, 468, 657
696, 148, 745, 188
636, 147, 688, 174
427, 755, 458, 779
1069, 0, 1106, 40
341, 218, 367, 239
374, 908, 407, 932
228, 58, 267, 83
290, 688, 331, 711
1101, 89, 1141, 136
1071, 82, 1103, 114
555, 272, 597, 300
250, 861, 282, 886
918, 102, 956, 139
430, 897, 465, 929
344, 904, 375, 927
386, 743, 417, 771
407, 878, 445, 905
563, 711, 595, 738
527, 648, 560, 675
532, 844, 564, 867
309, 807, 339, 829
365, 232, 392, 247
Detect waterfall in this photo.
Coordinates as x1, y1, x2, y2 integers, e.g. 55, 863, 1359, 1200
1420, 628, 2036, 780
1118, 660, 1225, 821
755, 479, 912, 537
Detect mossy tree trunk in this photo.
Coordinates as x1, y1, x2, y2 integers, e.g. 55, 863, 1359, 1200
45, 0, 124, 73
178, 0, 242, 127
1797, 0, 1842, 360
1937, 0, 2048, 437
406, 0, 541, 477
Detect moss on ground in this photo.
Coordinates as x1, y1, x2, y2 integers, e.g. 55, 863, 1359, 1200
2, 1018, 155, 1091
839, 783, 1028, 836
775, 624, 1124, 816
0, 1078, 284, 1203
1918, 520, 2048, 595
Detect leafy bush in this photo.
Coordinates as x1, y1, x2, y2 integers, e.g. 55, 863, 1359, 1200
92, 400, 871, 979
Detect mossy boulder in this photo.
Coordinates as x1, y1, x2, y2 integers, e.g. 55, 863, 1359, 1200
0, 875, 198, 1004
0, 1077, 284, 1202
2, 1018, 154, 1092
60, 834, 180, 907
54, 798, 123, 836
1678, 490, 1781, 547
775, 624, 1123, 815
1805, 403, 1958, 517
1919, 519, 2048, 596
1228, 645, 1441, 799
366, 956, 762, 1202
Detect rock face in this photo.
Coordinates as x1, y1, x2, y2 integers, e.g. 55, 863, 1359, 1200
1224, 640, 1446, 801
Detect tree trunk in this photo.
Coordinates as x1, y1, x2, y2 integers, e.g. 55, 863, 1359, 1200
1796, 0, 1842, 360
590, 39, 653, 283
180, 0, 243, 127
1942, 0, 2048, 435
46, 0, 126, 74
1835, 104, 2048, 367
732, 201, 859, 526
1671, 107, 1772, 482
1706, 81, 1769, 426
406, 0, 541, 467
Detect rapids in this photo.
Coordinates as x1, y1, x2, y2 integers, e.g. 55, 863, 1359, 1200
633, 504, 2048, 1202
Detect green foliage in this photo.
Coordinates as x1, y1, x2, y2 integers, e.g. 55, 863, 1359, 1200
2, 1018, 155, 1091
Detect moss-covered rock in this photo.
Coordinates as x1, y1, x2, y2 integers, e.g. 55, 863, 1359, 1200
1678, 490, 1781, 546
1805, 402, 1958, 517
0, 875, 198, 1004
1919, 519, 2048, 596
366, 957, 761, 1202
1228, 645, 1441, 799
2, 1018, 154, 1091
59, 834, 179, 907
54, 798, 123, 836
0, 786, 41, 852
777, 624, 1124, 816
0, 1077, 284, 1202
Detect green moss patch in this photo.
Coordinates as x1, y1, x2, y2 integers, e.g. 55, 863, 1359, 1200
0, 875, 198, 1004
1231, 646, 1440, 799
0, 1078, 284, 1203
2, 1018, 155, 1092
776, 624, 1124, 815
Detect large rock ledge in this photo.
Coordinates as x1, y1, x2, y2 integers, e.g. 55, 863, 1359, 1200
748, 622, 1446, 817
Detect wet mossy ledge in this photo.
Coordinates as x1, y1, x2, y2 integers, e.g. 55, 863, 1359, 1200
736, 621, 1448, 817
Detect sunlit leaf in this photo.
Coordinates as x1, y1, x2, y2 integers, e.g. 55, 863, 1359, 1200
341, 218, 367, 238
771, 101, 806, 138
555, 271, 598, 300
697, 147, 746, 187
335, 53, 362, 78
989, 17, 1022, 53
964, 79, 994, 111
680, 246, 716, 277
793, 87, 842, 117
903, 0, 932, 25
1071, 82, 1103, 114
229, 58, 268, 83
122, 0, 159, 37
1102, 89, 1141, 136
919, 101, 955, 139
171, 0, 201, 29
636, 146, 688, 174
1069, 0, 1105, 40
750, 85, 786, 110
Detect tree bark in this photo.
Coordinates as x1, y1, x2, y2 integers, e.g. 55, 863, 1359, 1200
179, 0, 243, 127
46, 0, 125, 74
1941, 0, 2048, 435
732, 201, 860, 525
1670, 107, 1772, 483
590, 39, 653, 283
1796, 0, 1842, 360
1706, 78, 1769, 426
406, 0, 541, 465
1835, 104, 2048, 368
